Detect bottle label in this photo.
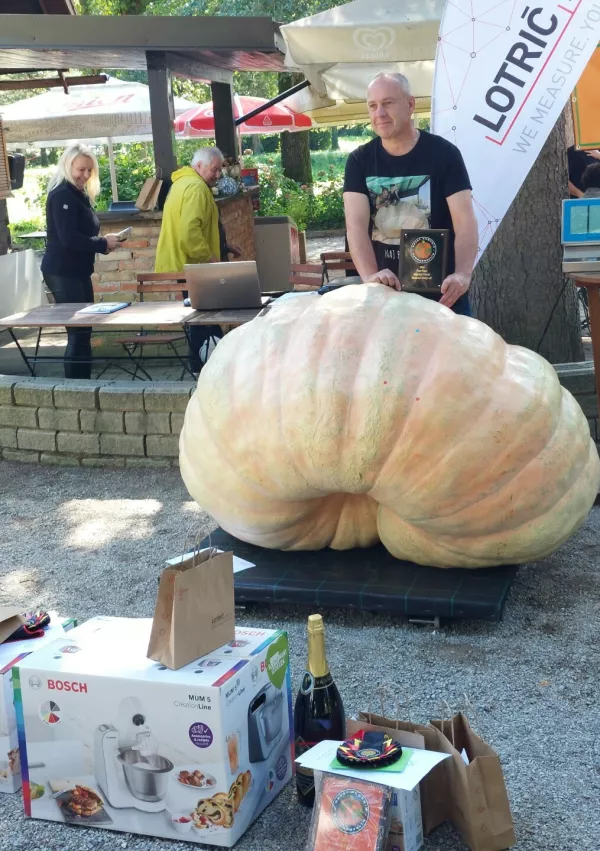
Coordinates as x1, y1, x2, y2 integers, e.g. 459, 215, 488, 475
300, 671, 333, 695
295, 737, 316, 795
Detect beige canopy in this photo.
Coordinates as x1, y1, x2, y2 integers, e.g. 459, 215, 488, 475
280, 0, 442, 124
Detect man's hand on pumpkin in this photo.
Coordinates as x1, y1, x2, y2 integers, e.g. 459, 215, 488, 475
369, 268, 401, 290
440, 272, 471, 308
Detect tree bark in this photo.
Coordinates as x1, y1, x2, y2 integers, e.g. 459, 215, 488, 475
470, 107, 583, 364
331, 125, 339, 150
279, 72, 312, 185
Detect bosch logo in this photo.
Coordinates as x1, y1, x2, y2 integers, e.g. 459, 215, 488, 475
48, 679, 88, 693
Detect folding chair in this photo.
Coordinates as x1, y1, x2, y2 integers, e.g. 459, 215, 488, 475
113, 273, 193, 380
320, 251, 358, 284
289, 263, 324, 291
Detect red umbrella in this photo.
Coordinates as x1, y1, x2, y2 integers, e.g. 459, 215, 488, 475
173, 94, 312, 137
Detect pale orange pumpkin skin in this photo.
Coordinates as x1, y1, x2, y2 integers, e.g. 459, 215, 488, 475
180, 284, 600, 568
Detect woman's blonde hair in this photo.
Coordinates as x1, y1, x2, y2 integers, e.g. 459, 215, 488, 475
47, 143, 101, 203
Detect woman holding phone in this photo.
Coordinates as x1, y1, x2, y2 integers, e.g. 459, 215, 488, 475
41, 142, 121, 379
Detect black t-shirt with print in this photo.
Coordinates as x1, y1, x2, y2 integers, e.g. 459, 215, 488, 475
343, 131, 472, 282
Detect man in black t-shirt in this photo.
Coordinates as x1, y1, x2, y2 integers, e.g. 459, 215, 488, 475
343, 72, 478, 314
567, 145, 600, 198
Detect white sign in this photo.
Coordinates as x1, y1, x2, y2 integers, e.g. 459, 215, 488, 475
432, 0, 600, 260
295, 739, 450, 792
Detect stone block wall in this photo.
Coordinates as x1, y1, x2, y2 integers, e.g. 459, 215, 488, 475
0, 376, 191, 468
94, 191, 258, 302
0, 363, 596, 470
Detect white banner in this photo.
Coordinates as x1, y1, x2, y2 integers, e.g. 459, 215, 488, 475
432, 0, 600, 261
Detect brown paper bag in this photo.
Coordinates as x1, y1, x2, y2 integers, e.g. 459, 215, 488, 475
356, 711, 515, 851
429, 712, 515, 851
147, 547, 235, 670
355, 711, 449, 838
135, 177, 163, 211
0, 607, 26, 644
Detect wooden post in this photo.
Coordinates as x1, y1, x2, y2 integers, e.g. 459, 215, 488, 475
146, 50, 177, 209
575, 275, 600, 420
0, 200, 10, 257
211, 82, 238, 161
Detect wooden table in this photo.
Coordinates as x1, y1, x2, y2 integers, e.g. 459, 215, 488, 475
574, 275, 600, 419
0, 301, 199, 378
185, 306, 267, 326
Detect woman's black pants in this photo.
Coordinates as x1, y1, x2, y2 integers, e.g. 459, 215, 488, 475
44, 274, 94, 380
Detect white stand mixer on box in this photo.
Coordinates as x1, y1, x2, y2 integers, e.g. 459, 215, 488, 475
94, 697, 174, 812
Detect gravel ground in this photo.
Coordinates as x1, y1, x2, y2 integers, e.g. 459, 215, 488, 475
1, 462, 599, 851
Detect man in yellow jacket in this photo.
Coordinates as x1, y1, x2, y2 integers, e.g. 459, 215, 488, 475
155, 147, 240, 372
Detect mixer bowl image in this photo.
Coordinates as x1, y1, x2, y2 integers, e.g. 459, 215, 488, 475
117, 749, 174, 802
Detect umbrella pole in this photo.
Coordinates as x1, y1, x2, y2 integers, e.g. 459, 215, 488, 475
107, 137, 119, 203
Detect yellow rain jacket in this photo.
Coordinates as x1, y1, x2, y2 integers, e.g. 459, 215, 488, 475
155, 166, 220, 273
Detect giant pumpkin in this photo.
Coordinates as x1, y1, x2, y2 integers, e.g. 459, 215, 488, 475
180, 284, 600, 568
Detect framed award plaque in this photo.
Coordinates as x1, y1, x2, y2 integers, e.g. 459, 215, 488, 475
399, 229, 449, 294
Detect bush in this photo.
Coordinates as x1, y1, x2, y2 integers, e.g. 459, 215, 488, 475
10, 217, 46, 251
249, 158, 344, 232
309, 128, 332, 150
96, 143, 155, 209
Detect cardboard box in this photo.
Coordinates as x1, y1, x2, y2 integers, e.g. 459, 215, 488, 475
387, 786, 423, 851
15, 617, 293, 846
0, 614, 76, 793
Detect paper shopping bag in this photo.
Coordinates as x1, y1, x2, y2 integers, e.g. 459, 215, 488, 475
429, 712, 515, 851
147, 547, 235, 670
0, 607, 27, 644
355, 712, 449, 838
356, 710, 515, 851
135, 177, 163, 211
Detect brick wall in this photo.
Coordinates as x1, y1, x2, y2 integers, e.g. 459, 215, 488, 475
0, 376, 191, 468
94, 191, 257, 302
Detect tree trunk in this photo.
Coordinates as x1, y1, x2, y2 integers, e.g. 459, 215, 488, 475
278, 72, 312, 185
470, 107, 583, 364
331, 125, 339, 151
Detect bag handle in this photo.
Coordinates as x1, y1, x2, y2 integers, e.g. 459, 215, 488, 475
181, 525, 216, 568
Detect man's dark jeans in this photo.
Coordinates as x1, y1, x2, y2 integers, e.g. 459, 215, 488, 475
44, 274, 94, 379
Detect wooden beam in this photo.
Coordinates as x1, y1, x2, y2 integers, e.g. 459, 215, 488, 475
0, 15, 281, 52
211, 81, 238, 162
166, 53, 233, 87
146, 50, 177, 209
0, 73, 108, 91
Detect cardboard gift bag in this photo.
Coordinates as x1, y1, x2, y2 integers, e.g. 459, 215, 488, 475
135, 177, 163, 211
147, 547, 235, 670
356, 711, 515, 851
0, 608, 26, 644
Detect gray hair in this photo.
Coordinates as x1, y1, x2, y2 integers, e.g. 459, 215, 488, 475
368, 72, 412, 96
192, 146, 224, 167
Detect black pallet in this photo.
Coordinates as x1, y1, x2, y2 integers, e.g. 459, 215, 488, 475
200, 529, 518, 622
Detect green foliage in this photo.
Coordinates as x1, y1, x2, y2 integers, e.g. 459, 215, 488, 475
96, 143, 155, 208
10, 218, 46, 251
245, 156, 344, 232
309, 128, 332, 151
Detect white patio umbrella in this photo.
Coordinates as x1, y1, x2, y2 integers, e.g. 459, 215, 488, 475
0, 77, 197, 201
280, 0, 444, 124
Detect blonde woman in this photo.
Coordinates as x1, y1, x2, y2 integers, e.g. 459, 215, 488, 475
41, 143, 120, 379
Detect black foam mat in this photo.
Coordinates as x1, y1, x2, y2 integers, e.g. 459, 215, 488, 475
200, 529, 518, 622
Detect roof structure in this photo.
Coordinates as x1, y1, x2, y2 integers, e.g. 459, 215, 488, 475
3, 0, 75, 13
0, 14, 286, 81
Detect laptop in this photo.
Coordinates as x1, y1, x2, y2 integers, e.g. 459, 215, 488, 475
185, 261, 271, 310
561, 198, 600, 273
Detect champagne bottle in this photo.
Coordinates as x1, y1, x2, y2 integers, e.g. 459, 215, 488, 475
294, 613, 345, 807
